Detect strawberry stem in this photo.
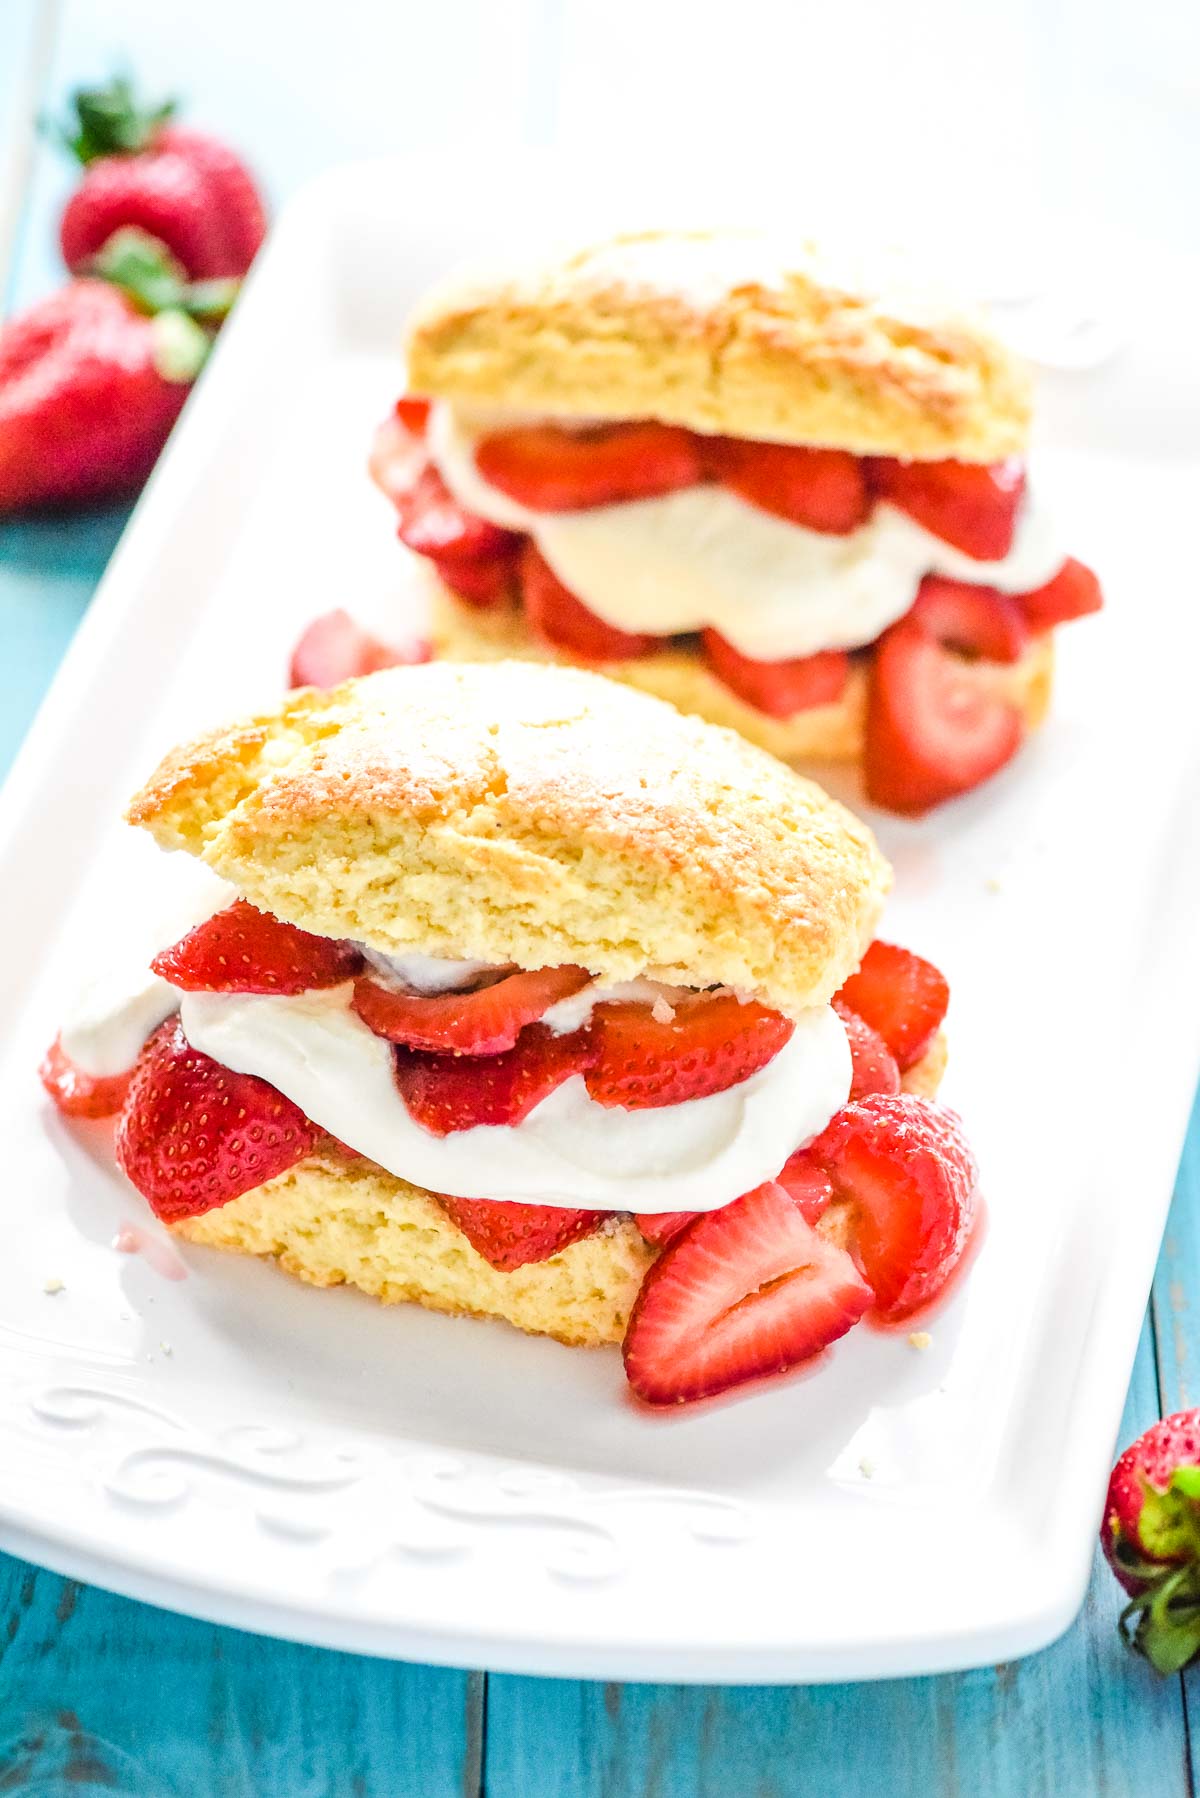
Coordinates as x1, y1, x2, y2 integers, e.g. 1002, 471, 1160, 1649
1119, 1562, 1200, 1676
149, 310, 211, 384
92, 227, 239, 328
92, 227, 188, 313
57, 73, 175, 164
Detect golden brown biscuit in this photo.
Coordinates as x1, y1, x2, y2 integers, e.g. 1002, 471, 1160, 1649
405, 230, 1031, 463
430, 585, 1055, 768
128, 660, 890, 1018
174, 1035, 944, 1348
174, 1149, 656, 1347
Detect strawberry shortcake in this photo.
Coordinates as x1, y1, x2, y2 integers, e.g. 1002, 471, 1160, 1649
365, 231, 1101, 816
43, 662, 978, 1405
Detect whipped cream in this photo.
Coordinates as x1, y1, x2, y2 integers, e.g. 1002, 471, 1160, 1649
428, 403, 1066, 660
178, 985, 851, 1214
59, 872, 236, 1078
541, 977, 689, 1035
61, 970, 179, 1080
362, 948, 501, 993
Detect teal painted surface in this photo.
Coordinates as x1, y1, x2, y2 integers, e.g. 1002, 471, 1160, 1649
0, 1559, 481, 1797
0, 508, 129, 769
2, 12, 1199, 1795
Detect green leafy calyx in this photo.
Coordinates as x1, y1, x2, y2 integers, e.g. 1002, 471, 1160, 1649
1117, 1469, 1200, 1675
59, 74, 175, 165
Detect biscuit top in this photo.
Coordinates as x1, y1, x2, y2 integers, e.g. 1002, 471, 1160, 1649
127, 661, 890, 1017
405, 229, 1032, 464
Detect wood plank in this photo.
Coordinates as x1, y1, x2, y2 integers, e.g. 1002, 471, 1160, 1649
484, 1316, 1186, 1798
1152, 1085, 1200, 1417
1150, 1084, 1200, 1786
0, 506, 130, 772
0, 1553, 479, 1796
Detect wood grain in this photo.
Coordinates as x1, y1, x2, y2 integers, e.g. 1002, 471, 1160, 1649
0, 1556, 479, 1796
1152, 1086, 1200, 1790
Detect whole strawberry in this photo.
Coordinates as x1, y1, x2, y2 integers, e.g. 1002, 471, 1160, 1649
0, 234, 222, 512
1102, 1408, 1200, 1673
59, 76, 266, 279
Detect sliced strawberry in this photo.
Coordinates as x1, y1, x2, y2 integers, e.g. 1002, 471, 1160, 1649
705, 439, 869, 534
152, 900, 362, 995
835, 941, 949, 1072
430, 549, 520, 610
634, 1211, 699, 1247
475, 421, 702, 511
521, 544, 659, 660
910, 575, 1030, 665
622, 1179, 873, 1405
438, 1195, 608, 1271
871, 456, 1026, 560
393, 1025, 596, 1136
700, 630, 850, 718
40, 1034, 133, 1119
775, 1153, 835, 1224
832, 1000, 902, 1098
394, 395, 431, 436
115, 1018, 319, 1222
865, 618, 1023, 815
1015, 556, 1103, 629
809, 1093, 978, 1320
585, 990, 794, 1111
352, 964, 589, 1055
395, 462, 522, 563
288, 609, 429, 690
369, 413, 422, 506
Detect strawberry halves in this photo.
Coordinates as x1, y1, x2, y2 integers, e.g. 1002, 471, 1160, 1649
700, 631, 850, 718
40, 1035, 132, 1119
116, 1019, 318, 1222
521, 545, 659, 661
623, 1180, 872, 1405
871, 457, 1026, 561
585, 991, 794, 1110
352, 965, 589, 1055
475, 422, 703, 510
438, 1197, 609, 1272
288, 610, 430, 691
808, 1093, 978, 1320
705, 439, 869, 534
835, 940, 949, 1072
865, 619, 1023, 815
151, 900, 362, 994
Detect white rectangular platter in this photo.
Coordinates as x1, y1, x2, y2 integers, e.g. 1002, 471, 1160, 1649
1, 158, 1199, 1682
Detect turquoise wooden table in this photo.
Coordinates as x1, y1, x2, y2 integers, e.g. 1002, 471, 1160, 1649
3, 4, 1200, 1791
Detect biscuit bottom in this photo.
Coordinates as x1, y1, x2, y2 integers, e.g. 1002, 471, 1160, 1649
430, 583, 1055, 768
171, 1039, 947, 1348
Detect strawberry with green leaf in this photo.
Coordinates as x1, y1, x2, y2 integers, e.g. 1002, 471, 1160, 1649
0, 230, 227, 512
58, 75, 266, 280
1102, 1409, 1200, 1674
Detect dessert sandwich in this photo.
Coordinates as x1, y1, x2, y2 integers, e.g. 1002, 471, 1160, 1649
43, 661, 979, 1406
368, 230, 1102, 816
